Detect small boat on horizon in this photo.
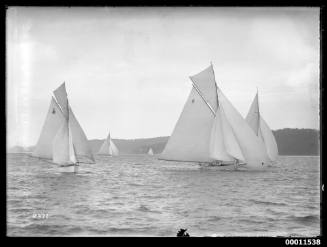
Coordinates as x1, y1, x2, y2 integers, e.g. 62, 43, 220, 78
97, 131, 119, 156
148, 148, 154, 155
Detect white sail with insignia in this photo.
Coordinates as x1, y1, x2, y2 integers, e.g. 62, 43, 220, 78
160, 65, 218, 162
246, 92, 278, 162
97, 132, 119, 156
32, 97, 65, 159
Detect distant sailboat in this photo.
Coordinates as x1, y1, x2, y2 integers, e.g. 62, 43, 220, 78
148, 148, 154, 155
97, 132, 119, 156
245, 91, 279, 163
159, 64, 271, 168
32, 82, 95, 172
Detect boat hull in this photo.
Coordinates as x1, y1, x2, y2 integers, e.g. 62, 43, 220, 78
58, 164, 79, 173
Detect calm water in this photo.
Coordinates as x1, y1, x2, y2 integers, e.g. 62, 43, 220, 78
7, 154, 320, 237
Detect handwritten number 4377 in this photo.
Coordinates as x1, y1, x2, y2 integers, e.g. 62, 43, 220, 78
32, 213, 48, 219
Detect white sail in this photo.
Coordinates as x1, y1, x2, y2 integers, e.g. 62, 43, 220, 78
98, 139, 109, 155
109, 139, 119, 155
53, 82, 69, 118
246, 92, 278, 161
217, 87, 270, 167
52, 108, 76, 165
97, 133, 119, 156
159, 65, 218, 162
68, 116, 77, 164
245, 92, 260, 136
209, 107, 235, 162
32, 97, 65, 159
219, 105, 245, 162
52, 120, 71, 164
148, 148, 154, 155
69, 107, 95, 162
260, 117, 279, 161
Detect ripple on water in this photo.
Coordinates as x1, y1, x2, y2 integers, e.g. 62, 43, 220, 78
7, 154, 320, 237
249, 199, 288, 207
287, 215, 320, 225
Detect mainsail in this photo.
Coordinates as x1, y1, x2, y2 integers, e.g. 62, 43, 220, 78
160, 64, 271, 167
97, 132, 119, 156
148, 148, 154, 155
32, 97, 65, 159
33, 82, 95, 164
160, 65, 218, 162
246, 92, 278, 161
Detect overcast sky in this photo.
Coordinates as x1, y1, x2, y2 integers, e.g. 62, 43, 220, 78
6, 7, 320, 147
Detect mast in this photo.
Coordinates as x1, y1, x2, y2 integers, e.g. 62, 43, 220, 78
67, 98, 77, 164
108, 132, 111, 152
256, 87, 260, 135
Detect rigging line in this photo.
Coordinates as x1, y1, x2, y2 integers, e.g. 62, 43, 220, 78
189, 77, 216, 117
256, 89, 261, 136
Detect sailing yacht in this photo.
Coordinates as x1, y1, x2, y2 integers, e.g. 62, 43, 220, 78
32, 82, 95, 172
97, 132, 119, 156
148, 148, 154, 155
159, 64, 272, 169
245, 90, 279, 164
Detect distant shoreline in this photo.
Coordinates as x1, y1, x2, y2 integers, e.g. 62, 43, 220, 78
6, 152, 320, 157
7, 128, 320, 156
